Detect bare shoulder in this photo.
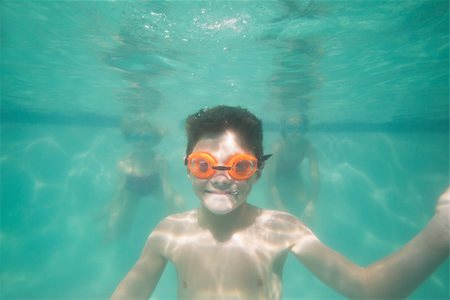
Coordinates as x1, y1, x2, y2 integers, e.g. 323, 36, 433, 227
146, 210, 199, 255
154, 209, 198, 234
254, 208, 313, 241
257, 208, 305, 226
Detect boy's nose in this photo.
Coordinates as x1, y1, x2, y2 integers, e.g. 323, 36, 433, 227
210, 171, 232, 186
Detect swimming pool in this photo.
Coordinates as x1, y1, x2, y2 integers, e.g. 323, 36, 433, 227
1, 1, 448, 299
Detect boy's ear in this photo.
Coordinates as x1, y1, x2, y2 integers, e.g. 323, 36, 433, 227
254, 169, 262, 181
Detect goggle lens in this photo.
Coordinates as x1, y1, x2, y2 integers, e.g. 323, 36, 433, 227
188, 154, 216, 179
228, 154, 257, 180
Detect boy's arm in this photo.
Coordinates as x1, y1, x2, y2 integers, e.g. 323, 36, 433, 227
291, 188, 449, 299
111, 229, 168, 299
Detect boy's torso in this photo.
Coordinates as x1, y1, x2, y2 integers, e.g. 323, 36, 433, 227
156, 208, 307, 299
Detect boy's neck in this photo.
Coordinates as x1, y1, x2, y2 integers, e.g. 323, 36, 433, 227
198, 203, 258, 242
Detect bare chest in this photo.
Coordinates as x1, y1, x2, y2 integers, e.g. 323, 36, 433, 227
166, 229, 289, 299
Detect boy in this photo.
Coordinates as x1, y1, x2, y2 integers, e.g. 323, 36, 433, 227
111, 105, 449, 299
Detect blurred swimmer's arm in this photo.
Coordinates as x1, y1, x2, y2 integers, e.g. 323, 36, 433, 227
307, 144, 320, 205
291, 188, 450, 299
268, 142, 287, 211
303, 144, 320, 218
111, 227, 168, 299
161, 175, 185, 211
106, 161, 136, 240
158, 155, 185, 211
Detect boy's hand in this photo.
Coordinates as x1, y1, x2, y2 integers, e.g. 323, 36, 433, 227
435, 187, 450, 232
436, 187, 450, 213
302, 201, 315, 218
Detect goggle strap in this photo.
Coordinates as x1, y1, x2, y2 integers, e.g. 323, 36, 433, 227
262, 154, 273, 161
258, 154, 273, 168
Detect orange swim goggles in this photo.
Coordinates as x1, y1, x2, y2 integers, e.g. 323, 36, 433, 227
185, 152, 265, 180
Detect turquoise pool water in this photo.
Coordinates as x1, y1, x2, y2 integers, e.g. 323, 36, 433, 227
1, 1, 448, 299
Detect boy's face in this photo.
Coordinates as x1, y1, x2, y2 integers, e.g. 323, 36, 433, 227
189, 130, 260, 215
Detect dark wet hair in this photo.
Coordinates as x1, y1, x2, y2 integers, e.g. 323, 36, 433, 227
185, 106, 268, 165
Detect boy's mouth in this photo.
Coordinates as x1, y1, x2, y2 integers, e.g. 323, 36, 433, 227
207, 190, 238, 195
